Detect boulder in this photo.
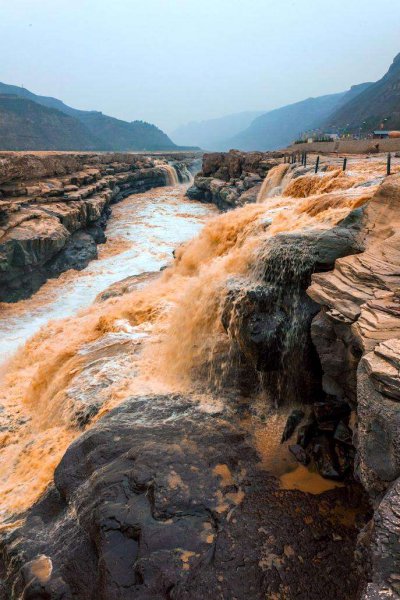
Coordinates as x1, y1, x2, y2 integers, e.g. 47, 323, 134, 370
0, 394, 368, 600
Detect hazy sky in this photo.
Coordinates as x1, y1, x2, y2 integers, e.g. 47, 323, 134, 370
1, 0, 399, 134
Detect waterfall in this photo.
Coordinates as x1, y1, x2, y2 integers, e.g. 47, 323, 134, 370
0, 158, 382, 521
257, 163, 291, 202
158, 162, 179, 186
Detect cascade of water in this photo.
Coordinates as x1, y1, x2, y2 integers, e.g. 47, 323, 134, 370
257, 164, 292, 202
0, 158, 386, 521
158, 163, 179, 186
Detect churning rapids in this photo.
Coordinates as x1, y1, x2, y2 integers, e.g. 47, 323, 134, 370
0, 158, 394, 525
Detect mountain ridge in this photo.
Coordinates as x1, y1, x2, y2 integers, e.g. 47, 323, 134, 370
326, 54, 400, 132
0, 82, 184, 151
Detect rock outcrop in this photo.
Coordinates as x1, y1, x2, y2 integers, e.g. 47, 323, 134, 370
221, 208, 366, 405
0, 152, 192, 302
0, 392, 366, 600
307, 175, 400, 598
186, 150, 281, 209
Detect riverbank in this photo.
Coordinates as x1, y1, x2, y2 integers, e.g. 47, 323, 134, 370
1, 154, 399, 598
0, 152, 194, 302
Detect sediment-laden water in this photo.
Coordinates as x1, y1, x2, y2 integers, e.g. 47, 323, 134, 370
0, 159, 394, 523
0, 185, 214, 360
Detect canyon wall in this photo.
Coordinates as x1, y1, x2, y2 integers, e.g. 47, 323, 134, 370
188, 154, 400, 597
0, 152, 192, 302
308, 177, 400, 598
1, 153, 399, 598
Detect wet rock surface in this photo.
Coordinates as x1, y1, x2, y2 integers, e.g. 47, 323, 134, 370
0, 152, 193, 302
221, 209, 365, 404
307, 175, 400, 597
186, 150, 281, 209
0, 394, 366, 600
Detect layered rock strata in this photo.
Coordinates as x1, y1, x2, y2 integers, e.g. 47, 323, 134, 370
0, 152, 191, 302
307, 175, 400, 598
186, 150, 282, 209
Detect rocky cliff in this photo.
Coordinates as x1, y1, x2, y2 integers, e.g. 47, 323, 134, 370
307, 175, 400, 598
0, 152, 192, 302
186, 150, 282, 209
1, 154, 399, 599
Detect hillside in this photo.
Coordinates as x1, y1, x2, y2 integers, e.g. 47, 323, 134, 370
171, 110, 266, 150
0, 82, 179, 151
224, 92, 347, 151
0, 95, 101, 151
79, 112, 177, 151
327, 53, 400, 132
219, 82, 372, 152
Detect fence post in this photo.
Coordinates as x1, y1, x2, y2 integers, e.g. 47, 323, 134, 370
343, 157, 347, 171
315, 156, 320, 174
387, 153, 391, 176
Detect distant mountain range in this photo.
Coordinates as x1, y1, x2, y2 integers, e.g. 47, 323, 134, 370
173, 52, 399, 152
171, 111, 266, 150
226, 82, 373, 151
2, 51, 399, 153
325, 53, 400, 133
0, 82, 186, 151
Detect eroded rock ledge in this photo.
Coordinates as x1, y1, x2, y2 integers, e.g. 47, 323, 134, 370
0, 394, 364, 600
186, 150, 282, 209
0, 152, 193, 302
307, 175, 400, 598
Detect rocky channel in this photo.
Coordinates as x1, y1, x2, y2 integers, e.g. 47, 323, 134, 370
1, 152, 399, 599
186, 149, 282, 209
0, 152, 195, 302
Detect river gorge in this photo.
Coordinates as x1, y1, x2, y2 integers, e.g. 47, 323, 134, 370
0, 150, 400, 599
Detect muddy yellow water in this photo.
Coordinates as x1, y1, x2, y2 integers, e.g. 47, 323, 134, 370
0, 158, 396, 522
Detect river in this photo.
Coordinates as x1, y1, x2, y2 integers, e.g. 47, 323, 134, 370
0, 184, 215, 362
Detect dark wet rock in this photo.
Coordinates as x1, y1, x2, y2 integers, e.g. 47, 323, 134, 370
47, 230, 98, 274
289, 444, 309, 465
186, 150, 281, 209
334, 421, 353, 446
0, 394, 368, 600
313, 437, 341, 481
311, 310, 361, 403
297, 418, 317, 448
281, 409, 305, 442
313, 399, 351, 427
364, 478, 400, 599
186, 185, 204, 201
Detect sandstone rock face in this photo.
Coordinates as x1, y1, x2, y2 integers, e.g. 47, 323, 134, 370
186, 150, 281, 209
0, 152, 192, 302
307, 175, 400, 598
0, 393, 365, 600
221, 211, 365, 405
